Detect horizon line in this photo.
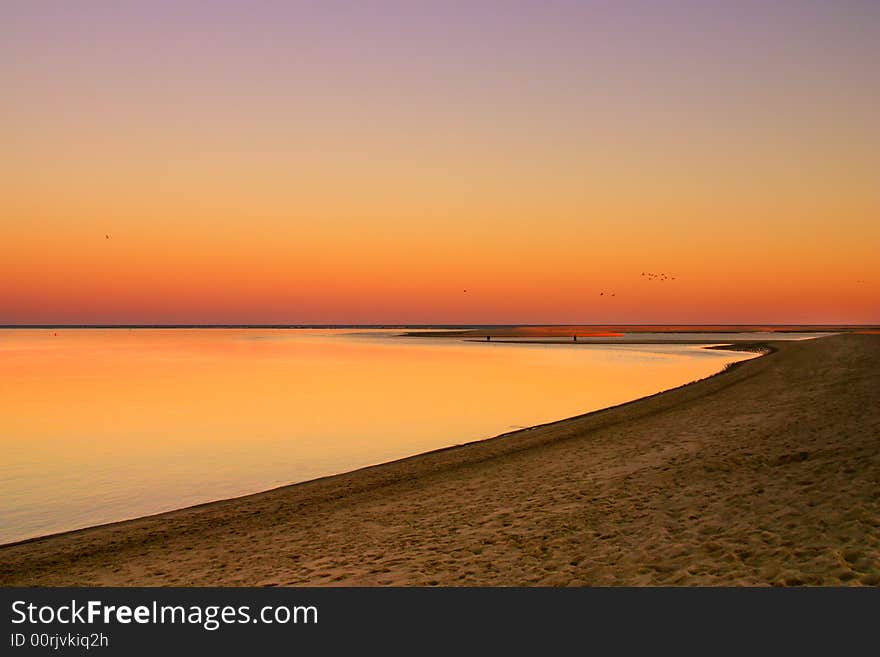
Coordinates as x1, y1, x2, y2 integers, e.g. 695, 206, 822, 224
1, 324, 878, 330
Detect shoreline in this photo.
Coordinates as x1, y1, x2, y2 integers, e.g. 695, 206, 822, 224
2, 334, 878, 585
0, 342, 766, 551
464, 338, 785, 345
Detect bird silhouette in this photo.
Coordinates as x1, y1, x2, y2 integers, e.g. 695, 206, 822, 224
105, 234, 110, 239
641, 271, 677, 282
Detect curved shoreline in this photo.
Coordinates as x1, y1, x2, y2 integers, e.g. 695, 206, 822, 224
0, 342, 767, 551
2, 334, 877, 586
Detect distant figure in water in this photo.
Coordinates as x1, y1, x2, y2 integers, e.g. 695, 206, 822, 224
573, 335, 577, 342
486, 335, 491, 341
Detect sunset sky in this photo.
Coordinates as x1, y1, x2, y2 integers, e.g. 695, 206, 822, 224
3, 1, 878, 324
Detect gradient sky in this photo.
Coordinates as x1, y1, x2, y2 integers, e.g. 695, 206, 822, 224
3, 1, 878, 324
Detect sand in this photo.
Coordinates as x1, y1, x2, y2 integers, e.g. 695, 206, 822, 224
2, 334, 878, 586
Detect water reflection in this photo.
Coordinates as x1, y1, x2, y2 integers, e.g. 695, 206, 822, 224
0, 329, 755, 543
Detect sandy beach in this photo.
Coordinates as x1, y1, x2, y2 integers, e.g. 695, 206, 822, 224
2, 333, 878, 586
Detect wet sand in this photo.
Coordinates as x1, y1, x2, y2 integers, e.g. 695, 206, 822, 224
404, 325, 875, 338
2, 334, 878, 586
467, 339, 783, 345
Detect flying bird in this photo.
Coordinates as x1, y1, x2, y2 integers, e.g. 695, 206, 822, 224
641, 271, 677, 282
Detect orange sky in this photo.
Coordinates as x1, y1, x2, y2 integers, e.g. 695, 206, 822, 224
2, 2, 878, 324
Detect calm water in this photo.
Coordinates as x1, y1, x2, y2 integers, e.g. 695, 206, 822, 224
0, 329, 760, 544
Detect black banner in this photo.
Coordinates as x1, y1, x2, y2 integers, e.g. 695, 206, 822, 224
2, 587, 875, 654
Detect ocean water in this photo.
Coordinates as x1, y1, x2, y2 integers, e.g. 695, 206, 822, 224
0, 328, 760, 544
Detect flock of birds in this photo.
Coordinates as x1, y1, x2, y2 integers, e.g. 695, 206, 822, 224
641, 271, 675, 282
598, 271, 678, 297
